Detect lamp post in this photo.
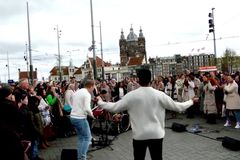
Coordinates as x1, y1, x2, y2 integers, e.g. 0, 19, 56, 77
26, 2, 33, 84
99, 21, 105, 80
90, 0, 97, 79
208, 8, 217, 66
24, 42, 29, 82
54, 25, 62, 83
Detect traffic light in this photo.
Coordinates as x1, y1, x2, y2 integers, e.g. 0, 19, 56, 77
208, 13, 214, 33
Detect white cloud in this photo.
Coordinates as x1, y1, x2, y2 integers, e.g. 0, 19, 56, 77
1, 0, 240, 82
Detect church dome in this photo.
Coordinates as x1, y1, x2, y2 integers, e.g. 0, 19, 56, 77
127, 26, 138, 41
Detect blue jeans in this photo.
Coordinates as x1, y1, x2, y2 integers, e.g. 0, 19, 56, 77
30, 139, 39, 160
70, 118, 92, 160
234, 110, 240, 123
226, 109, 240, 123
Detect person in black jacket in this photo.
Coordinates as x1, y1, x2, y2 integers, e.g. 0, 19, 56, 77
15, 90, 44, 160
0, 85, 22, 134
0, 86, 27, 160
0, 126, 26, 160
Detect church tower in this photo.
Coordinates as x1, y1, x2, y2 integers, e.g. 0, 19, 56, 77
119, 29, 128, 66
138, 27, 147, 64
119, 26, 146, 66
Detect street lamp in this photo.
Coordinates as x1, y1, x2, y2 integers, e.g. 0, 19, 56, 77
208, 8, 217, 65
54, 25, 62, 83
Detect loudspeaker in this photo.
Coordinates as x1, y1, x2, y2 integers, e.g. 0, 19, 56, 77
222, 136, 240, 151
61, 149, 78, 160
171, 122, 187, 132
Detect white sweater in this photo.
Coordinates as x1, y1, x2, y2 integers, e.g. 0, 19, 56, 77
64, 89, 74, 106
70, 88, 93, 119
98, 86, 193, 140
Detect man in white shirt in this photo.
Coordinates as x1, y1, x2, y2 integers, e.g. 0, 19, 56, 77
70, 80, 95, 160
97, 69, 198, 160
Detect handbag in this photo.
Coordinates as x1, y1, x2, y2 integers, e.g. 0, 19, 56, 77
63, 104, 72, 113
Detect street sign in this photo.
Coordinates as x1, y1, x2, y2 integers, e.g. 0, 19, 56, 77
8, 79, 14, 84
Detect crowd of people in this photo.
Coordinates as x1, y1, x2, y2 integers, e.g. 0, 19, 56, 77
159, 70, 240, 127
0, 69, 240, 160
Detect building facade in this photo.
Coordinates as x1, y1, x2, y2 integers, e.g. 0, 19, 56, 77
149, 53, 215, 77
49, 66, 80, 82
119, 26, 147, 66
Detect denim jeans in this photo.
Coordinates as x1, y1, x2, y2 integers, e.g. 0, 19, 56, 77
234, 110, 240, 123
226, 109, 240, 123
70, 117, 92, 160
30, 139, 39, 160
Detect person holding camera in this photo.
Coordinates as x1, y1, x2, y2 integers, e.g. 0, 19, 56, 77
202, 74, 218, 124
223, 75, 240, 129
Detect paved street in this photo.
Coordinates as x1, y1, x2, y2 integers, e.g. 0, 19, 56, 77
39, 114, 240, 160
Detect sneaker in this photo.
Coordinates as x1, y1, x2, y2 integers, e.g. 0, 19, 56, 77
235, 122, 240, 129
224, 121, 231, 127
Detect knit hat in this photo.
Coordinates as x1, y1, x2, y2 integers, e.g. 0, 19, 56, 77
0, 86, 13, 99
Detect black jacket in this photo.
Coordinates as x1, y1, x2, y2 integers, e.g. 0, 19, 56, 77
0, 98, 22, 134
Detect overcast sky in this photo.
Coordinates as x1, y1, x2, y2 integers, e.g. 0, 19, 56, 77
1, 0, 240, 82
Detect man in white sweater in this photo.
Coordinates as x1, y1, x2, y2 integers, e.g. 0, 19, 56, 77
97, 69, 197, 160
70, 80, 95, 160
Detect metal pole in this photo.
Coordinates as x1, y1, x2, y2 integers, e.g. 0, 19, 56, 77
6, 51, 10, 80
211, 8, 217, 66
90, 0, 97, 79
99, 21, 104, 80
55, 25, 62, 83
25, 42, 29, 82
27, 2, 33, 84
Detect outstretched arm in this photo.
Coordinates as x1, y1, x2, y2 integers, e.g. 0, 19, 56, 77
160, 93, 196, 112
97, 96, 128, 113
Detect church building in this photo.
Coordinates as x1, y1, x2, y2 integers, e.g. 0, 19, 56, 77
119, 26, 147, 66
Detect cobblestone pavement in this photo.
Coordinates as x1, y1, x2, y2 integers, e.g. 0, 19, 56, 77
39, 114, 240, 160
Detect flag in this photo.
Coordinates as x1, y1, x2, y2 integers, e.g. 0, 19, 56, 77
191, 48, 194, 52
201, 47, 205, 50
197, 49, 200, 52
